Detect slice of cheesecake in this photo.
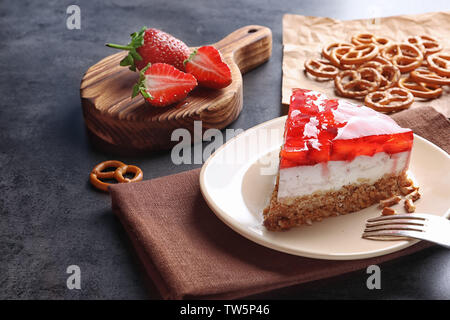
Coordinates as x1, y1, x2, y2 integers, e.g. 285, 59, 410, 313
263, 89, 413, 231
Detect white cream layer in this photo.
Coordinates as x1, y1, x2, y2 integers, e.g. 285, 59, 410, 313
277, 151, 410, 200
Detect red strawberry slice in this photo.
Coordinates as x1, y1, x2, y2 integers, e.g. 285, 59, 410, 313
184, 46, 232, 89
106, 27, 190, 71
132, 63, 197, 107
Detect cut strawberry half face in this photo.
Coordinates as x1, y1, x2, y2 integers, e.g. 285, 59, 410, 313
184, 46, 232, 89
132, 63, 197, 107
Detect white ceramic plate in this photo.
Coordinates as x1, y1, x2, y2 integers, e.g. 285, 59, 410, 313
200, 116, 450, 260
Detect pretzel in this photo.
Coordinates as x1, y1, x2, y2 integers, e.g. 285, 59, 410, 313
90, 160, 143, 192
406, 35, 442, 57
304, 58, 339, 78
114, 165, 143, 183
365, 87, 414, 113
351, 33, 392, 48
360, 60, 400, 90
410, 67, 450, 85
398, 76, 443, 99
351, 33, 375, 45
359, 61, 383, 73
91, 160, 126, 180
334, 67, 381, 98
329, 46, 356, 70
427, 52, 450, 77
381, 43, 423, 73
322, 42, 354, 61
304, 33, 449, 113
420, 59, 430, 68
369, 55, 392, 66
378, 65, 401, 90
340, 44, 379, 65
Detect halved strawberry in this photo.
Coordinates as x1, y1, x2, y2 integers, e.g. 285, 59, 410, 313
132, 63, 197, 107
183, 46, 232, 89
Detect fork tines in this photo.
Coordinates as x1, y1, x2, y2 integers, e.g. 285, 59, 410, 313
363, 214, 427, 240
367, 213, 427, 223
363, 213, 450, 246
365, 214, 426, 232
364, 224, 424, 233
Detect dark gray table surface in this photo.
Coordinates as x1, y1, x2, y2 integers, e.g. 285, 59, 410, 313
1, 0, 449, 300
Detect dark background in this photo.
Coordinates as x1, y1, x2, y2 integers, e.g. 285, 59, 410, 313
1, 0, 449, 299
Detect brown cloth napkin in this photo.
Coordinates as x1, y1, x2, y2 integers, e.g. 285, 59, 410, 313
110, 107, 450, 300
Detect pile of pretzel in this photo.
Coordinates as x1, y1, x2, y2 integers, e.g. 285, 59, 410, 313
304, 33, 450, 113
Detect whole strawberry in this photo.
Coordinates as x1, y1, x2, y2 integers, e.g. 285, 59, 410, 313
132, 63, 197, 107
184, 46, 232, 89
106, 27, 190, 71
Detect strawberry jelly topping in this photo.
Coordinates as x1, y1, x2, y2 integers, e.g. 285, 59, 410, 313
280, 89, 413, 169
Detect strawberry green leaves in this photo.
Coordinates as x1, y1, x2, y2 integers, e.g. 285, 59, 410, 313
132, 63, 152, 99
106, 27, 146, 71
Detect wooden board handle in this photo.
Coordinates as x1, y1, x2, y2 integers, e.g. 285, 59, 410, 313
215, 25, 272, 74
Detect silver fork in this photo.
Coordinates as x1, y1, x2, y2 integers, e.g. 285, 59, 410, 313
363, 213, 450, 248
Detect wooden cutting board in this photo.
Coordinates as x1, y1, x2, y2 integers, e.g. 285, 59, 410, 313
80, 25, 272, 154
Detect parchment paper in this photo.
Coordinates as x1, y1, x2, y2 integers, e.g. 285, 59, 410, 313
282, 11, 450, 117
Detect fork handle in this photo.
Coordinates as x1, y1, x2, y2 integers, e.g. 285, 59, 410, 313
414, 231, 450, 249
